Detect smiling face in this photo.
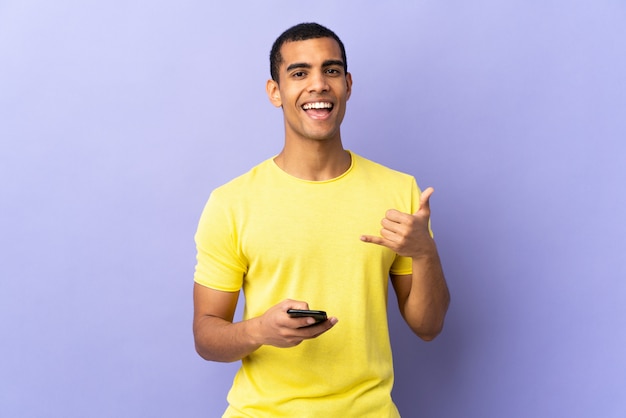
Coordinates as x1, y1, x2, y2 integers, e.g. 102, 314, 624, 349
266, 37, 352, 144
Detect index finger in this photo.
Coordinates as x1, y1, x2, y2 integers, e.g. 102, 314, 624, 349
384, 209, 414, 223
297, 316, 338, 337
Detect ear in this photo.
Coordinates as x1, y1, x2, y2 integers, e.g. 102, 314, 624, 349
266, 79, 282, 108
345, 72, 353, 101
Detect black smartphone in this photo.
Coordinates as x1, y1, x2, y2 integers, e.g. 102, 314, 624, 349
287, 309, 328, 324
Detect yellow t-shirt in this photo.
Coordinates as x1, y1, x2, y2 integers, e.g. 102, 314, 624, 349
194, 152, 421, 417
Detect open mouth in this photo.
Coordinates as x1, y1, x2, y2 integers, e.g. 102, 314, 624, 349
302, 101, 334, 118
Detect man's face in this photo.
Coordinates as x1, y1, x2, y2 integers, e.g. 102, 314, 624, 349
267, 37, 352, 143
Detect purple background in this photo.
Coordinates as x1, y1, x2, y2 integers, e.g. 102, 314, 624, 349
1, 1, 625, 417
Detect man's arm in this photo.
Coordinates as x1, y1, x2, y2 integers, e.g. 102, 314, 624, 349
390, 251, 449, 341
193, 283, 338, 362
360, 187, 450, 341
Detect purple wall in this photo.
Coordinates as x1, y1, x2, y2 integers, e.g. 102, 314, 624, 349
1, 1, 625, 417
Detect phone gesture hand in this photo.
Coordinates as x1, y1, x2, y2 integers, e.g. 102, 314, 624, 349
360, 187, 435, 258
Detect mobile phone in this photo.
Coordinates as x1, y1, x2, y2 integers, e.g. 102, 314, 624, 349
287, 309, 328, 324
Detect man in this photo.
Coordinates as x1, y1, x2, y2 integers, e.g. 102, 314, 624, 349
193, 22, 450, 417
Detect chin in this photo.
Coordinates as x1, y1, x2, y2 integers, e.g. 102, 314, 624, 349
305, 127, 341, 142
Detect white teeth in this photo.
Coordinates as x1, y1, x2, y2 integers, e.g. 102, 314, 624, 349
302, 102, 332, 110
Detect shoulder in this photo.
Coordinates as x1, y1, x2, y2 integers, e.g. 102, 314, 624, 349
350, 152, 415, 183
211, 157, 275, 198
199, 158, 276, 223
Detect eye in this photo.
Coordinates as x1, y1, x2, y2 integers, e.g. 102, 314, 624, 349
292, 71, 306, 78
326, 68, 341, 76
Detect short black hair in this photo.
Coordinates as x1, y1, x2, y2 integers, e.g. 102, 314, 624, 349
269, 22, 348, 83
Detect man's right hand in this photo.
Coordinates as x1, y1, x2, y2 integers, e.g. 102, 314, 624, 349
251, 299, 338, 348
193, 283, 337, 362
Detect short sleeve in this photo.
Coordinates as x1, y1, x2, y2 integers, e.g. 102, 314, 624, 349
193, 191, 247, 291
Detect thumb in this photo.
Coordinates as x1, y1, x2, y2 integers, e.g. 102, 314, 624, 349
417, 187, 434, 215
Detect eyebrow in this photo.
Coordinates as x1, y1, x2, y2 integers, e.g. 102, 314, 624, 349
285, 59, 345, 72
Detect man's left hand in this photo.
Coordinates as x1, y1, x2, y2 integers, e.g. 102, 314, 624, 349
360, 187, 436, 258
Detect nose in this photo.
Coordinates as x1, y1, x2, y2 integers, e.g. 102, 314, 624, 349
308, 70, 329, 93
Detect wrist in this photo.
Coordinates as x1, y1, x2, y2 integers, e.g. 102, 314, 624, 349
244, 316, 265, 348
409, 239, 439, 261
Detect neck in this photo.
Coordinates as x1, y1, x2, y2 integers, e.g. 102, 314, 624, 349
274, 140, 351, 181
